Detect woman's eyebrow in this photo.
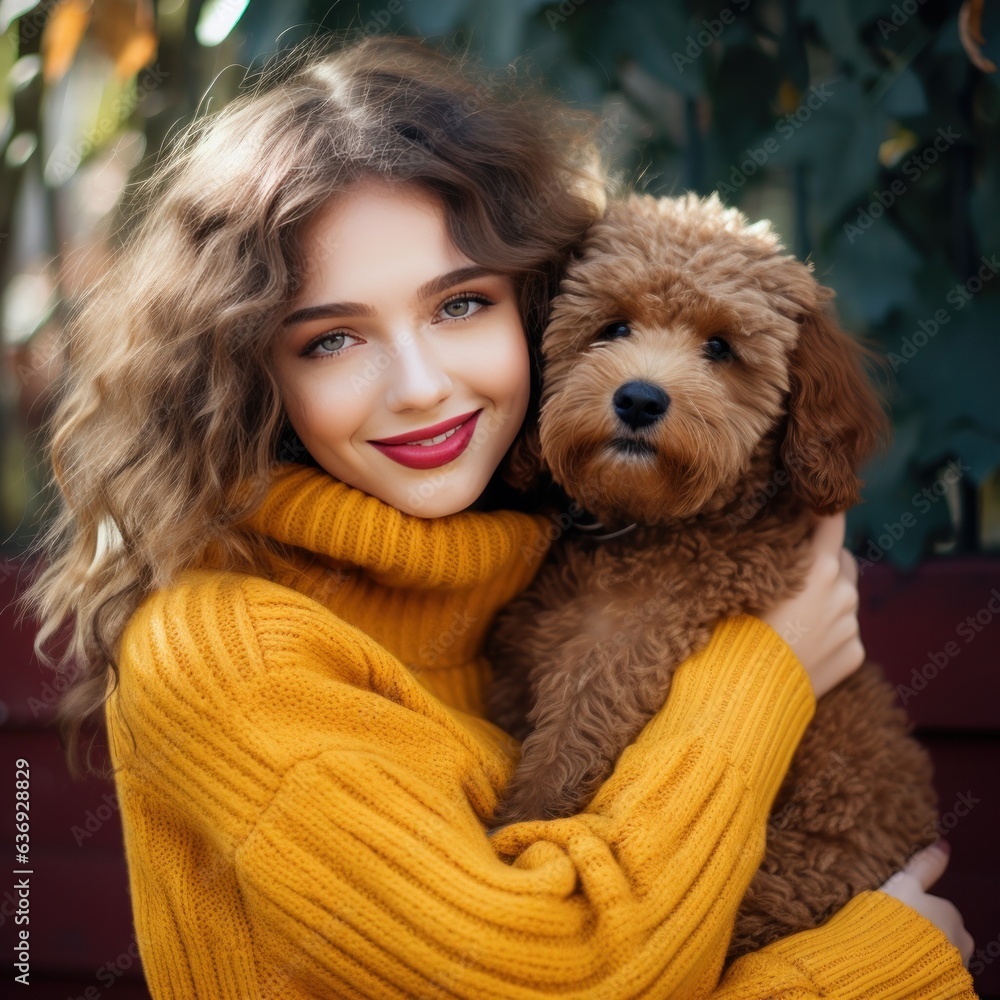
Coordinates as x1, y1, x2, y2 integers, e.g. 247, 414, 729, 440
282, 265, 501, 326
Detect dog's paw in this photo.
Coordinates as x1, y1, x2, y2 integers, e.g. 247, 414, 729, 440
493, 795, 574, 828
490, 781, 590, 827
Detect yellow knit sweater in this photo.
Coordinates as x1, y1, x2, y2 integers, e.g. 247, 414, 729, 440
106, 464, 976, 999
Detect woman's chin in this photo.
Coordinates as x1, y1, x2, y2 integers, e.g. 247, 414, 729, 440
395, 473, 489, 519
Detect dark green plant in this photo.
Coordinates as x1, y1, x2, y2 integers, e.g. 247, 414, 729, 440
3, 0, 998, 566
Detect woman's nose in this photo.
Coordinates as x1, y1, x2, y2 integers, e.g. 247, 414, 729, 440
383, 332, 453, 411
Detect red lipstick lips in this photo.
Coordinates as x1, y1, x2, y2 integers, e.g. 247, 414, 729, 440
369, 409, 482, 470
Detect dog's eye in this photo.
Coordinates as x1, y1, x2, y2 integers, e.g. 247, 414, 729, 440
704, 336, 736, 361
597, 321, 631, 341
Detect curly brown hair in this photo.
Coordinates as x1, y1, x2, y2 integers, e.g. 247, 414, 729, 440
21, 31, 613, 776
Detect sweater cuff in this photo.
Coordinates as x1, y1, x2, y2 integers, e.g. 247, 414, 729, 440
767, 891, 977, 999
645, 614, 816, 811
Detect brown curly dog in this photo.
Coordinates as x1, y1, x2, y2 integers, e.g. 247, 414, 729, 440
484, 191, 938, 962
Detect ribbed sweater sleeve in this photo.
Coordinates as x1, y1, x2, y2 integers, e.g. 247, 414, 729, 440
114, 573, 975, 999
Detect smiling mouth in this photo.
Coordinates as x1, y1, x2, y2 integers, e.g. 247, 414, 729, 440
403, 425, 462, 446
368, 411, 482, 470
370, 408, 480, 446
609, 438, 657, 457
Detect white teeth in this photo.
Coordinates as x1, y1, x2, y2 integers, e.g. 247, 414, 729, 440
406, 425, 459, 446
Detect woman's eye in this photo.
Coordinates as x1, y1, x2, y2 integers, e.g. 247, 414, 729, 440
596, 321, 631, 341
704, 336, 736, 361
303, 331, 357, 357
439, 294, 493, 320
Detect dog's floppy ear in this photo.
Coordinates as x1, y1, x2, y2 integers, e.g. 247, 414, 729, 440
501, 420, 546, 493
781, 296, 890, 514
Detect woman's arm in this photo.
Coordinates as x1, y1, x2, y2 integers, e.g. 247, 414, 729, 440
110, 567, 974, 998
717, 890, 975, 1000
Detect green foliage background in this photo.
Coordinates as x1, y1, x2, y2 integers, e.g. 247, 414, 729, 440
2, 0, 999, 567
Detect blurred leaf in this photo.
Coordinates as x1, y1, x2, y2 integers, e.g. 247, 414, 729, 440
4, 129, 34, 166
801, 0, 879, 77
847, 0, 908, 27
878, 65, 927, 117
848, 465, 952, 569
860, 407, 924, 494
931, 11, 967, 55
849, 403, 956, 567
2, 270, 55, 343
91, 0, 157, 78
40, 0, 91, 84
893, 307, 1000, 438
763, 77, 889, 232
196, 0, 251, 46
824, 219, 922, 326
709, 47, 784, 168
602, 4, 703, 98
0, 0, 39, 34
813, 115, 888, 228
8, 52, 42, 90
916, 427, 1000, 485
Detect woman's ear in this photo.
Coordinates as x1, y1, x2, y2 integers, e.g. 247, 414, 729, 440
781, 298, 891, 514
501, 421, 546, 493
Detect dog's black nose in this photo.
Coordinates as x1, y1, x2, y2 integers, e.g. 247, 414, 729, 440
613, 380, 670, 430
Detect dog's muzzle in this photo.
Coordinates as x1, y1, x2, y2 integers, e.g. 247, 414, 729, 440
613, 380, 670, 430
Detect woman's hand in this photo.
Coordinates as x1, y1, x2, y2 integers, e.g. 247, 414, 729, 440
760, 512, 865, 699
878, 841, 975, 966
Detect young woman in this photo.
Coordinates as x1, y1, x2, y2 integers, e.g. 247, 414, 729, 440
26, 32, 974, 999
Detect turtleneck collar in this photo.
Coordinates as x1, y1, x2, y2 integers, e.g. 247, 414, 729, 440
244, 465, 553, 590
237, 466, 557, 687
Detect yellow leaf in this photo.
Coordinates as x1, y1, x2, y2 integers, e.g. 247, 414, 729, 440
40, 0, 92, 85
91, 0, 157, 78
111, 29, 156, 78
777, 80, 801, 116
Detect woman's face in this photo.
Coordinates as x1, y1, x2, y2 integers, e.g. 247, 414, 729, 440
273, 178, 532, 518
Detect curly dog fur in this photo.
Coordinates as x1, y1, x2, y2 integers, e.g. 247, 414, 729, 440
484, 192, 938, 962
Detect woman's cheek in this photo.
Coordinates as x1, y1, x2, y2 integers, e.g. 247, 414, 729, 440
494, 321, 532, 421
477, 309, 530, 394
293, 365, 369, 456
